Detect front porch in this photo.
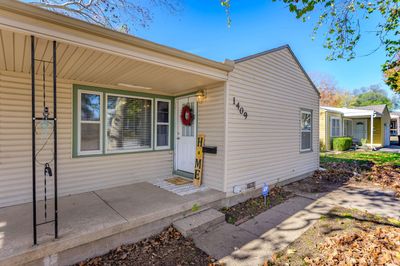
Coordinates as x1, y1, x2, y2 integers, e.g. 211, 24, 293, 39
0, 182, 225, 265
321, 106, 391, 151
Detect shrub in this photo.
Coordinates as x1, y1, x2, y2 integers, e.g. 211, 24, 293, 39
332, 137, 353, 151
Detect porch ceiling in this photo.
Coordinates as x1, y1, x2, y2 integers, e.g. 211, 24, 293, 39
0, 29, 225, 95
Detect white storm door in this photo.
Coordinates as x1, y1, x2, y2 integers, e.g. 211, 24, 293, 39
175, 97, 197, 173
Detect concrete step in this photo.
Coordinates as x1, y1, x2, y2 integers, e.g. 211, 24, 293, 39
173, 209, 225, 237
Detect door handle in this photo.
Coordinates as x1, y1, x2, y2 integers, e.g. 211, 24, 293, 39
177, 137, 180, 140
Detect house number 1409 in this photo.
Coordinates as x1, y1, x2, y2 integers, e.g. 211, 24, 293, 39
233, 97, 248, 119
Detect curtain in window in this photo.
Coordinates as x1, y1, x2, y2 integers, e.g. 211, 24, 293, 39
106, 95, 152, 151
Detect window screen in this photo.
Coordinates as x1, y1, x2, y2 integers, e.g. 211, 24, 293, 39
106, 95, 152, 152
301, 111, 312, 151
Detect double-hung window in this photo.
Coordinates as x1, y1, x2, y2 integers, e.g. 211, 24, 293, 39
300, 110, 312, 152
76, 87, 172, 156
330, 117, 341, 137
78, 91, 103, 155
155, 99, 171, 149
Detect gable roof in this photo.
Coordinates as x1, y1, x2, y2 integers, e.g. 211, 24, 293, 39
354, 105, 388, 115
234, 45, 320, 96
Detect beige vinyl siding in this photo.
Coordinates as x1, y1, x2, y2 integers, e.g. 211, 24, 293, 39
197, 84, 225, 191
225, 48, 319, 193
0, 71, 173, 207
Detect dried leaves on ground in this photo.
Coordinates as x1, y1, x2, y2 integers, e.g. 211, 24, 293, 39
76, 226, 217, 266
220, 186, 292, 225
269, 207, 400, 266
304, 226, 400, 266
314, 159, 400, 197
357, 164, 400, 197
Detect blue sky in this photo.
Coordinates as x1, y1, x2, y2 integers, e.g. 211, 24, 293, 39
134, 0, 392, 95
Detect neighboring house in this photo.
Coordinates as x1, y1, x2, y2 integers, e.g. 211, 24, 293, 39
320, 105, 391, 151
390, 111, 400, 143
0, 1, 320, 208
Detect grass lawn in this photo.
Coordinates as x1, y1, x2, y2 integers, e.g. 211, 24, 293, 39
320, 151, 400, 166
270, 207, 400, 265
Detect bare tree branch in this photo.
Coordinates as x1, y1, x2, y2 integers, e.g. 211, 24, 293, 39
28, 0, 182, 33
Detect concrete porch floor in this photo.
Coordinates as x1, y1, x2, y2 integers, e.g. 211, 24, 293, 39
0, 182, 225, 266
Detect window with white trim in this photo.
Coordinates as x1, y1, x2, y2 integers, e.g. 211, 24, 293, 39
300, 110, 312, 151
106, 94, 153, 152
78, 91, 103, 155
330, 117, 341, 137
155, 99, 170, 149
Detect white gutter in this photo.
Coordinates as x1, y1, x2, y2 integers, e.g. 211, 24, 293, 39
0, 0, 233, 80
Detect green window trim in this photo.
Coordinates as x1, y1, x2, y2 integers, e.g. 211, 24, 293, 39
72, 84, 174, 158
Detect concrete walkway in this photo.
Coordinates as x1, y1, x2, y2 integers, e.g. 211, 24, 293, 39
379, 145, 400, 153
193, 185, 400, 265
0, 182, 225, 266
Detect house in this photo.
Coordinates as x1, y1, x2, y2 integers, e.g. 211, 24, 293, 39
320, 105, 391, 151
0, 1, 321, 264
0, 0, 320, 209
391, 111, 400, 144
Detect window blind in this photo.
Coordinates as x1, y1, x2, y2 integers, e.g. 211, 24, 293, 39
106, 95, 152, 152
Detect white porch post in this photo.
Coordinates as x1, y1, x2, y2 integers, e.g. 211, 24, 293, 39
370, 112, 374, 149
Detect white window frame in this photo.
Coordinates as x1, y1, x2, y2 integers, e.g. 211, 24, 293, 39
300, 110, 312, 152
155, 99, 171, 150
77, 90, 103, 156
330, 117, 341, 137
105, 93, 154, 154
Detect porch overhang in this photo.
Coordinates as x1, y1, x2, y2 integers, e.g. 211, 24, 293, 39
0, 0, 233, 95
342, 110, 379, 118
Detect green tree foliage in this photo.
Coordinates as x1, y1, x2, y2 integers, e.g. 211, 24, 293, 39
222, 0, 399, 93
351, 85, 393, 110
276, 0, 399, 93
385, 56, 400, 93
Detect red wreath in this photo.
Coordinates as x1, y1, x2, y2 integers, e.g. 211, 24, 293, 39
180, 105, 193, 126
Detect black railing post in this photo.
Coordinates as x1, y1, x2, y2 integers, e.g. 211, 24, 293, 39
31, 35, 37, 246
53, 40, 58, 239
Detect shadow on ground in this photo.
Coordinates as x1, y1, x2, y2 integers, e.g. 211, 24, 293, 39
194, 184, 400, 265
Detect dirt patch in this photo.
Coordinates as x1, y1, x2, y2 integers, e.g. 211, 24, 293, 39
320, 160, 374, 173
287, 169, 353, 194
220, 186, 292, 225
75, 226, 218, 266
269, 207, 400, 266
293, 161, 400, 197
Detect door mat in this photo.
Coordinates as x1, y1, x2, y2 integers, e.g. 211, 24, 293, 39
165, 177, 192, 185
